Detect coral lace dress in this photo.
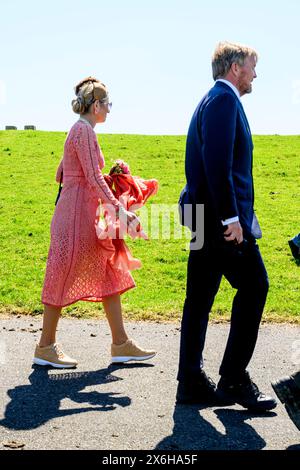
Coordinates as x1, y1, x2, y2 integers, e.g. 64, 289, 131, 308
41, 119, 135, 307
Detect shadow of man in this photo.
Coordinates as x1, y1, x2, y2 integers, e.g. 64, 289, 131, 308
155, 404, 276, 450
0, 363, 153, 430
286, 444, 300, 450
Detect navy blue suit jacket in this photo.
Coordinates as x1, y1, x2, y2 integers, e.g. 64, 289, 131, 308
185, 81, 255, 238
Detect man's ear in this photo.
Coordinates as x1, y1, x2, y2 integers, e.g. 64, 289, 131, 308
231, 62, 240, 77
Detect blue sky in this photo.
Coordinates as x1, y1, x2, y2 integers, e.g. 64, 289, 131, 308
1, 0, 300, 134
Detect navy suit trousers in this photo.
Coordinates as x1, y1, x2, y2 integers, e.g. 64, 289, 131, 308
177, 238, 269, 382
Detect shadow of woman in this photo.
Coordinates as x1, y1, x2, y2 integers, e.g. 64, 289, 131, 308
155, 404, 276, 450
0, 363, 153, 430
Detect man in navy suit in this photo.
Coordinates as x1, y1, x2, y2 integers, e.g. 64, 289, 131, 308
176, 41, 277, 411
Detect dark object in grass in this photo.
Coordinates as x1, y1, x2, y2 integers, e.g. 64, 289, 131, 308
288, 233, 300, 260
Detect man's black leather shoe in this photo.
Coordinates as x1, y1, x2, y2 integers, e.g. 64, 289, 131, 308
176, 369, 226, 406
217, 371, 277, 412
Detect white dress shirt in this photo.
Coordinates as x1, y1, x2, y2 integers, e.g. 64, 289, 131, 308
216, 79, 241, 101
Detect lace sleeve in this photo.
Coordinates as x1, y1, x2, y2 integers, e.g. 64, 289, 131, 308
55, 158, 64, 183
72, 124, 121, 208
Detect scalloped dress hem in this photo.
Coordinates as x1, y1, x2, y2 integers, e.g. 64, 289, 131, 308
41, 283, 136, 308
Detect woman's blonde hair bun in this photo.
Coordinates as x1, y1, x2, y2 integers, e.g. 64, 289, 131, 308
72, 76, 108, 115
75, 76, 100, 95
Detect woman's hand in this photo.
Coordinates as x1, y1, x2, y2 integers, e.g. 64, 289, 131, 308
125, 210, 141, 232
117, 206, 141, 231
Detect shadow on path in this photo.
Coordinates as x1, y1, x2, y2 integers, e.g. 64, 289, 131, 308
156, 404, 277, 450
286, 444, 300, 450
0, 363, 153, 430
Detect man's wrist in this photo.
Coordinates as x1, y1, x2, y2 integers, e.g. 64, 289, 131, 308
222, 216, 239, 226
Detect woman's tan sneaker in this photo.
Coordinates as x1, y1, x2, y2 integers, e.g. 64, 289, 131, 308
33, 343, 78, 368
111, 339, 156, 363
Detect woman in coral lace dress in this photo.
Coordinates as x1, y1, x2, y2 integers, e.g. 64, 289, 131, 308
34, 77, 156, 368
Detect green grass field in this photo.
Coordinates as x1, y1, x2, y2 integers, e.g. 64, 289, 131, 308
0, 130, 299, 322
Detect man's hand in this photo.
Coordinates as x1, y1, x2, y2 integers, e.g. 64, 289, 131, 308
223, 221, 243, 244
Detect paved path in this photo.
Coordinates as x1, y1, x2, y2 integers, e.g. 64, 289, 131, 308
0, 315, 300, 450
